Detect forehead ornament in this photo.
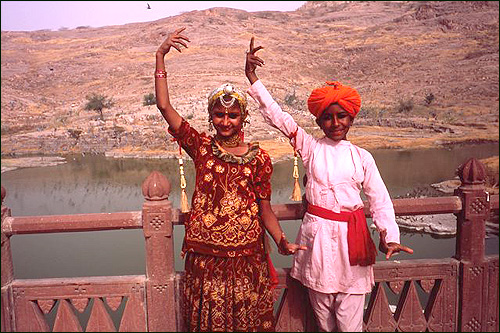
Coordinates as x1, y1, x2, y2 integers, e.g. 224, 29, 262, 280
208, 82, 248, 119
223, 84, 233, 95
220, 84, 236, 109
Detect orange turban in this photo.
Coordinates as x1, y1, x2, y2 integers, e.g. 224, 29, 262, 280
307, 81, 361, 119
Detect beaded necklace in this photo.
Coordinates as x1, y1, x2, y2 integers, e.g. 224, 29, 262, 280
214, 133, 241, 148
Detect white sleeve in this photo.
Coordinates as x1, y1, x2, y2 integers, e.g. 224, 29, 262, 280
247, 80, 316, 163
361, 149, 400, 244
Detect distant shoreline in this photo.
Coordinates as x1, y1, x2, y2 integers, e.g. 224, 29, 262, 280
2, 139, 498, 174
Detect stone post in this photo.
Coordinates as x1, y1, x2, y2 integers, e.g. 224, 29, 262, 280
141, 171, 176, 331
1, 186, 14, 332
454, 158, 495, 331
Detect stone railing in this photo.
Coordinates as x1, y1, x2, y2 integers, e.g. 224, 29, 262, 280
1, 158, 498, 331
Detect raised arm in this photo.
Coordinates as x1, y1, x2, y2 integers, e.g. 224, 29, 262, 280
245, 36, 316, 162
155, 27, 190, 131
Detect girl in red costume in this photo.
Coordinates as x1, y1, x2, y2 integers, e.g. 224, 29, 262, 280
155, 28, 306, 332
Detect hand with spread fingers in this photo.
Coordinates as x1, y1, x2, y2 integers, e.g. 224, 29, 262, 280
245, 37, 265, 84
378, 229, 414, 260
157, 27, 190, 57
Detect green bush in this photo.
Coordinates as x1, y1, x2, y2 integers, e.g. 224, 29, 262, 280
84, 93, 114, 121
67, 129, 82, 140
143, 93, 156, 106
396, 98, 414, 114
424, 93, 435, 105
358, 105, 387, 119
284, 89, 297, 106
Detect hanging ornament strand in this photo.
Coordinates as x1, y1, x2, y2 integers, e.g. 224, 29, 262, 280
291, 149, 302, 201
177, 145, 190, 213
287, 127, 302, 202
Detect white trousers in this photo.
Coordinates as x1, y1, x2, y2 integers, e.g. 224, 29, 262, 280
308, 289, 365, 332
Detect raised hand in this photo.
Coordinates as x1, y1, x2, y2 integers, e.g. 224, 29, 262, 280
157, 27, 190, 57
378, 229, 414, 260
245, 37, 265, 84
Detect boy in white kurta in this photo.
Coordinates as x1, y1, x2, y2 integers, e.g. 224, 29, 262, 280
244, 37, 413, 332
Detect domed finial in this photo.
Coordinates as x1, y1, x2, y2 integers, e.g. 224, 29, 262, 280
456, 158, 487, 185
142, 171, 171, 201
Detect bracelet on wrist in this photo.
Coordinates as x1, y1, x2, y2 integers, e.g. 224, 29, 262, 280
155, 70, 167, 78
278, 232, 292, 255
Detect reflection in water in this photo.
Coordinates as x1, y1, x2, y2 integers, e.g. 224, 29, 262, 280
1, 143, 498, 278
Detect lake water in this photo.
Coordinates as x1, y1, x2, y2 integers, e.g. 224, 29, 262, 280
1, 143, 498, 279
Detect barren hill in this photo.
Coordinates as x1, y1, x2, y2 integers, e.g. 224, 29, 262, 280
1, 1, 499, 159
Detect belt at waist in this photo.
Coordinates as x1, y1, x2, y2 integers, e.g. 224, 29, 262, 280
307, 203, 377, 266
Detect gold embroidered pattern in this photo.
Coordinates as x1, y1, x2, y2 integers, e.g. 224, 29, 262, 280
172, 119, 273, 257
203, 173, 212, 182
239, 214, 252, 230
202, 212, 217, 228
243, 167, 251, 177
219, 189, 241, 217
200, 146, 207, 156
183, 253, 275, 332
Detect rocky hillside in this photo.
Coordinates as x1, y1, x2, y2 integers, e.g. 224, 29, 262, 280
1, 1, 498, 158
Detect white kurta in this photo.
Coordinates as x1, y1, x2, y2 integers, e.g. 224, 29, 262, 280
248, 80, 401, 294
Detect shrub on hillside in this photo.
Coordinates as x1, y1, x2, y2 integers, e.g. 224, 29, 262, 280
284, 89, 297, 106
84, 93, 114, 121
396, 97, 414, 113
143, 93, 156, 106
424, 92, 435, 105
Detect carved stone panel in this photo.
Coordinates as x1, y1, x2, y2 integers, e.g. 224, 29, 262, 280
364, 283, 397, 332
105, 296, 123, 312
394, 281, 427, 332
465, 196, 489, 220
86, 297, 116, 332
143, 212, 172, 237
52, 299, 83, 332
70, 298, 89, 313
37, 299, 56, 314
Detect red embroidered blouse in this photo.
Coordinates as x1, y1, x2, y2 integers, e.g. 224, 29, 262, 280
169, 119, 273, 257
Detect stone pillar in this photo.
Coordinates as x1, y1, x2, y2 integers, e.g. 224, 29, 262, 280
454, 158, 495, 331
1, 186, 14, 332
141, 171, 176, 331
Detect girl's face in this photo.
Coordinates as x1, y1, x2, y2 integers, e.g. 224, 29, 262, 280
210, 101, 243, 137
316, 103, 353, 141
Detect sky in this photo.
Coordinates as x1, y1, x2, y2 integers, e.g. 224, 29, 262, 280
1, 1, 307, 31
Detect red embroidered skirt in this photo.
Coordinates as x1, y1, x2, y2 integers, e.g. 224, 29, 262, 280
183, 252, 276, 332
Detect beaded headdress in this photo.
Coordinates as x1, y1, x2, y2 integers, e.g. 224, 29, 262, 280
207, 83, 248, 120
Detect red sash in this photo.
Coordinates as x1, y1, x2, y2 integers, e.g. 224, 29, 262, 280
307, 203, 377, 266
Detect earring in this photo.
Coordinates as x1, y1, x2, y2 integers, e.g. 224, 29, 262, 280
208, 116, 214, 132
243, 115, 250, 128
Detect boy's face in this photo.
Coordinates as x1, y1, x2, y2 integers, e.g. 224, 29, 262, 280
316, 103, 353, 141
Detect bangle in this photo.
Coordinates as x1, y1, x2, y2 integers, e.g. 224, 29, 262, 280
278, 232, 292, 255
155, 70, 166, 78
